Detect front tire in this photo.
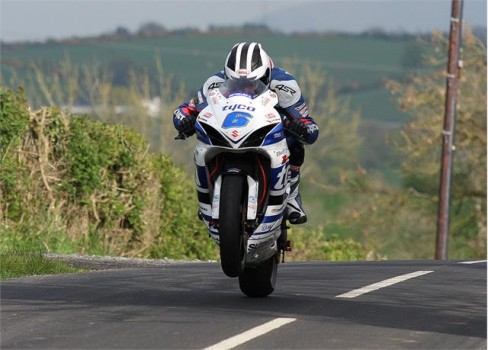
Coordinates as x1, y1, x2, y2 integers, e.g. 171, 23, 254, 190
219, 175, 246, 278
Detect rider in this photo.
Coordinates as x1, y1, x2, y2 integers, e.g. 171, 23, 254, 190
173, 42, 319, 224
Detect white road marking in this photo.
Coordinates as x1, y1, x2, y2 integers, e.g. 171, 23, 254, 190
336, 270, 434, 299
459, 260, 487, 264
202, 317, 296, 350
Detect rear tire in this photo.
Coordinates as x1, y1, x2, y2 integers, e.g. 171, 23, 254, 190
239, 256, 278, 297
219, 175, 246, 278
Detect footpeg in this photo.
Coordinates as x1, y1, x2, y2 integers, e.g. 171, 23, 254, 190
285, 240, 292, 252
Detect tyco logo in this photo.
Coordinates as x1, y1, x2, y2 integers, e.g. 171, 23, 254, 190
222, 112, 253, 128
222, 104, 256, 112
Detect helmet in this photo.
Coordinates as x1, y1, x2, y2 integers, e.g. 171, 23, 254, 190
224, 42, 273, 86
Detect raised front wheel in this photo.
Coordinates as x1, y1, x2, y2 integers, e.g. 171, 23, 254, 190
218, 175, 246, 278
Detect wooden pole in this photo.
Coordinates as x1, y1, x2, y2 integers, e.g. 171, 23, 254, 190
435, 0, 464, 260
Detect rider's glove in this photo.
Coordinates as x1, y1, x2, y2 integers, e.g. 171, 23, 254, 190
285, 119, 309, 141
178, 115, 196, 136
174, 107, 196, 137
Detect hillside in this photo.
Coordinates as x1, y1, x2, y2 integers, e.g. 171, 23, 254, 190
1, 28, 427, 124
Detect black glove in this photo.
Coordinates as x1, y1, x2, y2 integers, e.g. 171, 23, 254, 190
285, 119, 309, 141
177, 115, 196, 137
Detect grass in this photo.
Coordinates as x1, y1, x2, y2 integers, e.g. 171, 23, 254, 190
1, 33, 414, 94
346, 87, 408, 123
0, 251, 83, 279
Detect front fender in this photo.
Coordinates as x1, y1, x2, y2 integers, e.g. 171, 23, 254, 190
211, 172, 259, 221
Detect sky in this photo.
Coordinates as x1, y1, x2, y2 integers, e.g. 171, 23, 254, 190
1, 0, 487, 43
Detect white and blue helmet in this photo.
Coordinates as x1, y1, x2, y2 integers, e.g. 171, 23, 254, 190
224, 42, 273, 85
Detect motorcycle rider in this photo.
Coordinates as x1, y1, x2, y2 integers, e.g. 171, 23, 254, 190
173, 42, 319, 224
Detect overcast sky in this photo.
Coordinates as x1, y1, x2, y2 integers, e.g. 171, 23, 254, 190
1, 0, 486, 43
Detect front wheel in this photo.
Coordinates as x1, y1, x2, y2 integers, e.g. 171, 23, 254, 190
219, 175, 246, 278
238, 256, 278, 297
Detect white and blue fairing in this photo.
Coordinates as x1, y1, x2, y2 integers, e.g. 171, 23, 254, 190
193, 78, 291, 264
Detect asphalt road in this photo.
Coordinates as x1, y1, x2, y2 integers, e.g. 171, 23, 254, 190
1, 260, 486, 349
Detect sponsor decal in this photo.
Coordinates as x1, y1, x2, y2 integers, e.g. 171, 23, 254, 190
249, 243, 261, 250
264, 113, 280, 123
308, 124, 319, 132
237, 69, 250, 76
174, 109, 186, 120
231, 130, 239, 138
199, 112, 213, 122
270, 204, 286, 213
295, 103, 309, 117
222, 111, 253, 128
222, 104, 256, 112
272, 164, 289, 190
274, 149, 288, 157
259, 224, 274, 231
228, 92, 254, 98
208, 82, 223, 90
275, 84, 297, 94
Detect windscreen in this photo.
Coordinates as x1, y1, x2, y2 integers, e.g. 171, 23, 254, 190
218, 78, 267, 99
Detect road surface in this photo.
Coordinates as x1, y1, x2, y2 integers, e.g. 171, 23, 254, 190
1, 260, 486, 349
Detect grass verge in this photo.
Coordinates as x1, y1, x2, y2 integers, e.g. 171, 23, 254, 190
0, 251, 83, 279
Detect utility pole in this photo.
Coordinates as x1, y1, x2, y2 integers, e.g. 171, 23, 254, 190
435, 0, 464, 260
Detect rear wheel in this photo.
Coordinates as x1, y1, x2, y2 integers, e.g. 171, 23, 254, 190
239, 256, 278, 297
219, 175, 246, 278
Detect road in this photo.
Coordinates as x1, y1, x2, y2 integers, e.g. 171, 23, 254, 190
1, 260, 486, 349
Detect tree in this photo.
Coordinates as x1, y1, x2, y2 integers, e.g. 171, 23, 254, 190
354, 29, 487, 258
114, 26, 131, 37
136, 22, 167, 37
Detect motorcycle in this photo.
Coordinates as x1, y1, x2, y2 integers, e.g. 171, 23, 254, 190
178, 78, 292, 297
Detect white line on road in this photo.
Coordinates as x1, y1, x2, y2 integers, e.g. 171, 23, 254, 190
459, 260, 487, 264
336, 270, 434, 299
202, 317, 296, 350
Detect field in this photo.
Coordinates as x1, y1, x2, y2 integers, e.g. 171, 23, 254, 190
1, 31, 421, 123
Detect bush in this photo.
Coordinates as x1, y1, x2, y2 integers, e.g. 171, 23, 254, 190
0, 87, 217, 260
1, 87, 367, 263
288, 227, 373, 261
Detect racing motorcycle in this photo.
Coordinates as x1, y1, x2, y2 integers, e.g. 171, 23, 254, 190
177, 78, 292, 297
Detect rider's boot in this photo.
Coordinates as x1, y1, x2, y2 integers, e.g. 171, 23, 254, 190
287, 166, 307, 224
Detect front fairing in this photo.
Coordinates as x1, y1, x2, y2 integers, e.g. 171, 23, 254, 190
195, 78, 283, 148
